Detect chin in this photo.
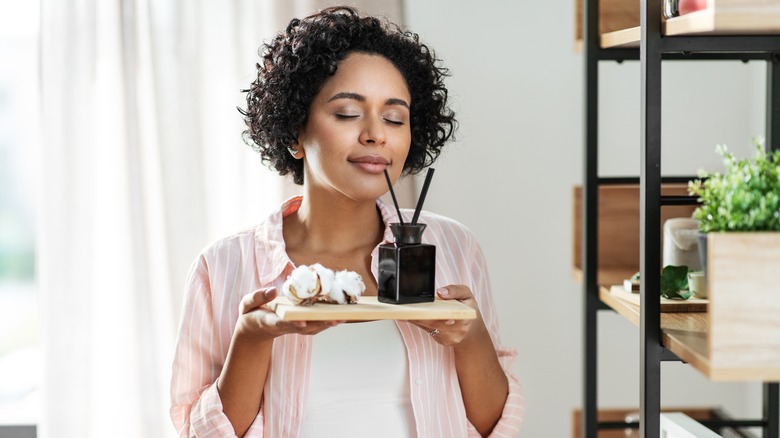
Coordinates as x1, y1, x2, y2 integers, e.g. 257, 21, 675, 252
340, 184, 387, 202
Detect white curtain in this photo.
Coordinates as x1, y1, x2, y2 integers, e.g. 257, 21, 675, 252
38, 1, 404, 437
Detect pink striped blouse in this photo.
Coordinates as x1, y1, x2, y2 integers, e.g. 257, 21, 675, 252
170, 197, 525, 437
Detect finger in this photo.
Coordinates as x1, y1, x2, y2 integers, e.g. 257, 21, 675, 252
240, 287, 278, 313
436, 285, 472, 300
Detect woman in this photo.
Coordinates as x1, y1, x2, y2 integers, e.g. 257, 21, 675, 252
170, 7, 524, 437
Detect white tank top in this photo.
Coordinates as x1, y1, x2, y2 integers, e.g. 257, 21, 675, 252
304, 320, 416, 437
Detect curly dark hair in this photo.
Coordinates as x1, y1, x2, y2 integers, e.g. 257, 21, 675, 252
239, 6, 457, 185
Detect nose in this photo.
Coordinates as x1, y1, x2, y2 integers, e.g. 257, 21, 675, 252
359, 115, 386, 146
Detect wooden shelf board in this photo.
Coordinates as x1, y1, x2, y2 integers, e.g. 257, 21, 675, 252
664, 8, 780, 36
572, 267, 637, 287
598, 8, 780, 49
607, 286, 708, 312
601, 26, 640, 48
598, 286, 780, 381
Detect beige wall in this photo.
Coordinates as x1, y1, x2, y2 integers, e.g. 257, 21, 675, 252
404, 1, 764, 436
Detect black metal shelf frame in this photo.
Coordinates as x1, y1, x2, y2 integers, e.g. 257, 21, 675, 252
582, 1, 780, 437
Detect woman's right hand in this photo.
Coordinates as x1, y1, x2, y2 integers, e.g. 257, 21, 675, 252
221, 286, 342, 436
235, 287, 343, 342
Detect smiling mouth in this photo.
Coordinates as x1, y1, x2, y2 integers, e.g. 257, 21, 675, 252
350, 156, 390, 165
349, 156, 390, 174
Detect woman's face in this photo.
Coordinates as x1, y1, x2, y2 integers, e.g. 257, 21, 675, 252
296, 52, 412, 201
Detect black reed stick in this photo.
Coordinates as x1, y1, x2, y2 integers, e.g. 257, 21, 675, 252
384, 169, 405, 225
411, 168, 435, 225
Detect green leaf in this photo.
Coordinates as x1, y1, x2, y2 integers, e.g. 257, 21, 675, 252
660, 265, 692, 300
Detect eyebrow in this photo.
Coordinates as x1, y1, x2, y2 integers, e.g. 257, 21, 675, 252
328, 92, 409, 109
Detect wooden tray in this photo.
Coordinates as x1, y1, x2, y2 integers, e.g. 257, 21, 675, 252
609, 286, 708, 312
270, 296, 477, 321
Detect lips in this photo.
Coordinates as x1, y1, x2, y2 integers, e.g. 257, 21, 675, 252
348, 155, 390, 174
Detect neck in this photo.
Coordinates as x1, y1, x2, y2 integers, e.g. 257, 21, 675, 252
284, 189, 384, 257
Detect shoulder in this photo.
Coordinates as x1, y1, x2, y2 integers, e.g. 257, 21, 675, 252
199, 207, 284, 263
193, 205, 289, 290
179, 226, 261, 302
201, 226, 259, 260
194, 218, 276, 280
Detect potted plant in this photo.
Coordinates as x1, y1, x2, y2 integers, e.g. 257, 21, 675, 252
686, 138, 780, 374
688, 137, 780, 270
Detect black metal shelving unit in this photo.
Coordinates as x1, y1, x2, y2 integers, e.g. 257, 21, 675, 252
581, 0, 780, 437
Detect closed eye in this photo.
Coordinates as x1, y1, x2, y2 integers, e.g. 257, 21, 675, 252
335, 114, 359, 120
384, 119, 404, 126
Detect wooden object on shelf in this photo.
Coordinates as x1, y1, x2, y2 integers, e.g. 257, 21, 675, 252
608, 285, 708, 312
707, 232, 780, 379
572, 184, 697, 285
574, 0, 640, 49
271, 296, 477, 321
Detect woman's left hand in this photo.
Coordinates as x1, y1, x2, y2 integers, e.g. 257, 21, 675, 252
411, 285, 482, 347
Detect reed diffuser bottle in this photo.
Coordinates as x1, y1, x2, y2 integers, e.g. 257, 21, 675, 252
378, 169, 436, 304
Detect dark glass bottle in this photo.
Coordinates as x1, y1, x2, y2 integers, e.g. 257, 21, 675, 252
377, 223, 436, 304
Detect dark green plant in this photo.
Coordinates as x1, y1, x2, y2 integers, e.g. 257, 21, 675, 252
660, 265, 691, 300
629, 266, 692, 300
688, 138, 780, 233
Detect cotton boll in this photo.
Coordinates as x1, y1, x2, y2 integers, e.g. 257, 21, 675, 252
310, 263, 335, 295
283, 265, 321, 305
320, 280, 347, 304
311, 263, 345, 304
282, 264, 365, 306
334, 270, 366, 304
281, 280, 302, 305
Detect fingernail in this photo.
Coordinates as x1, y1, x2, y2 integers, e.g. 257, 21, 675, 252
445, 319, 455, 325
436, 287, 449, 297
264, 288, 276, 297
295, 321, 306, 328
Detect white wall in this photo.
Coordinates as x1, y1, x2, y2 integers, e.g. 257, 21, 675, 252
404, 1, 765, 436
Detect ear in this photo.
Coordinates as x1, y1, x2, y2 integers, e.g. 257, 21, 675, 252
288, 139, 304, 159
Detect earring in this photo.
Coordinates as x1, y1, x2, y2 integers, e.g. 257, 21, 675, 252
288, 147, 299, 156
